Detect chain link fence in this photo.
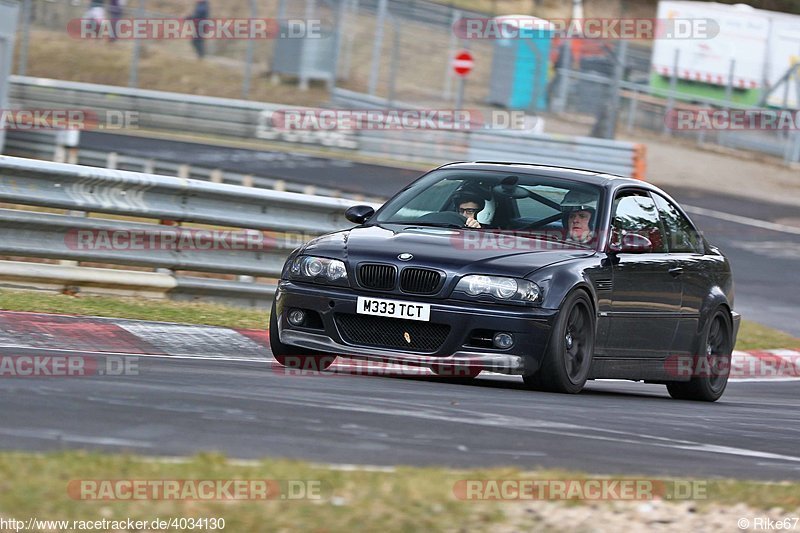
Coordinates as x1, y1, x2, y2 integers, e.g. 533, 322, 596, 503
11, 0, 800, 165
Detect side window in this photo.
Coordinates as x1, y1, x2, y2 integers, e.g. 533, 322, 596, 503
653, 194, 703, 254
611, 192, 667, 252
515, 196, 561, 223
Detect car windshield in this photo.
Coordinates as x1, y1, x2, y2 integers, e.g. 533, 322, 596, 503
375, 169, 603, 245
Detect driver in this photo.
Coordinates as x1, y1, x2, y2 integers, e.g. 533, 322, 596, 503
452, 189, 485, 229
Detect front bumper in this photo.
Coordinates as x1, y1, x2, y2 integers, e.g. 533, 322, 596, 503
274, 280, 558, 375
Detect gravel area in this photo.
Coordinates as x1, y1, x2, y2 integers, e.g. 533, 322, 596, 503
500, 500, 800, 532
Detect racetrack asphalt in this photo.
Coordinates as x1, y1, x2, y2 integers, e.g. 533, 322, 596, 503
1, 344, 799, 482
3, 132, 791, 480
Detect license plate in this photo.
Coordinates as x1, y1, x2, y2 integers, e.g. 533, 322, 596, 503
356, 297, 430, 322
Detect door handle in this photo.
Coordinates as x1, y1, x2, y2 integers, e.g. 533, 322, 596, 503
668, 267, 684, 278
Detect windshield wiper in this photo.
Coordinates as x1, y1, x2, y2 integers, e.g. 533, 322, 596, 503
388, 221, 464, 229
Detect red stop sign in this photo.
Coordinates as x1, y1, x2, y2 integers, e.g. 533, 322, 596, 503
452, 50, 474, 77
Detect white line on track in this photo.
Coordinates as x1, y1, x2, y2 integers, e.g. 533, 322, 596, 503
683, 204, 800, 235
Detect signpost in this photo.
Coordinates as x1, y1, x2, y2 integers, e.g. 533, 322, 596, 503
452, 50, 473, 110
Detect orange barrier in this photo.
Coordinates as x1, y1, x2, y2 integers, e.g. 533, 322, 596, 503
632, 143, 647, 180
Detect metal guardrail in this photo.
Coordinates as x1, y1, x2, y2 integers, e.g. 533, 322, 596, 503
331, 87, 642, 178
9, 76, 359, 151
2, 130, 372, 200
8, 77, 645, 178
0, 155, 380, 308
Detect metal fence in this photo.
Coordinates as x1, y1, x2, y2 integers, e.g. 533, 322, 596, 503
12, 0, 492, 101
0, 155, 379, 308
8, 76, 646, 178
11, 1, 797, 168
552, 54, 800, 166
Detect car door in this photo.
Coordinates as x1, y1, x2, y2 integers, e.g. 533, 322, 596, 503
652, 193, 707, 355
606, 190, 682, 358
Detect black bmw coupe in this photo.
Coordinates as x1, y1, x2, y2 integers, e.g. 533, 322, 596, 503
270, 162, 740, 401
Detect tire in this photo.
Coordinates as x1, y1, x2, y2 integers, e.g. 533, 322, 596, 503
269, 300, 336, 372
666, 308, 731, 402
523, 290, 595, 394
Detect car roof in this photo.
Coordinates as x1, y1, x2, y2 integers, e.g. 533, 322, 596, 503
437, 161, 656, 192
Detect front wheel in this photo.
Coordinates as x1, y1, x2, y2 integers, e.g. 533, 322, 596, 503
666, 308, 731, 402
269, 301, 336, 372
523, 290, 595, 394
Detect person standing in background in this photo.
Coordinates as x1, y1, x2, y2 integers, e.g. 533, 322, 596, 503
108, 0, 124, 42
187, 0, 210, 59
82, 0, 106, 38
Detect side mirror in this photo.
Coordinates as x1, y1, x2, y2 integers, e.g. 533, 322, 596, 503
608, 232, 653, 254
345, 205, 375, 224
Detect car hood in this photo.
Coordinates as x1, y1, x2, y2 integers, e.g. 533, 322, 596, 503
301, 224, 595, 277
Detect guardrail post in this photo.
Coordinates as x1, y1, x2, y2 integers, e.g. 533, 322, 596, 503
143, 159, 155, 174
242, 175, 254, 187
274, 180, 286, 192
178, 164, 190, 179
106, 152, 118, 170
54, 145, 66, 164
210, 169, 223, 183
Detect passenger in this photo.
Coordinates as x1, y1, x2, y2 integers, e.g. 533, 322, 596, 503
565, 207, 594, 243
561, 190, 597, 244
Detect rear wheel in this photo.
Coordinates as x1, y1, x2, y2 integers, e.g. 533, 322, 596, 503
666, 309, 731, 402
269, 300, 336, 371
523, 290, 595, 394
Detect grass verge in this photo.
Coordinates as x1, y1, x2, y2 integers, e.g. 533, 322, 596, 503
0, 451, 798, 532
735, 320, 800, 351
0, 289, 266, 330
1, 288, 799, 350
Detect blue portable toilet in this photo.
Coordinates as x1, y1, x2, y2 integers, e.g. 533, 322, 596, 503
487, 15, 554, 111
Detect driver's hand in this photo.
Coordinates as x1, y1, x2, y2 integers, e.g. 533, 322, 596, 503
465, 217, 481, 228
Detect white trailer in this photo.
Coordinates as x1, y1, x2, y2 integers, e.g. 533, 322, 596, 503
651, 1, 800, 108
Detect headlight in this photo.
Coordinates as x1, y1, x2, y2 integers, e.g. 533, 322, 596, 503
455, 275, 541, 304
289, 256, 349, 285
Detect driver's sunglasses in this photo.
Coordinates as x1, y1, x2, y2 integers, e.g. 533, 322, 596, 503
458, 208, 480, 215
